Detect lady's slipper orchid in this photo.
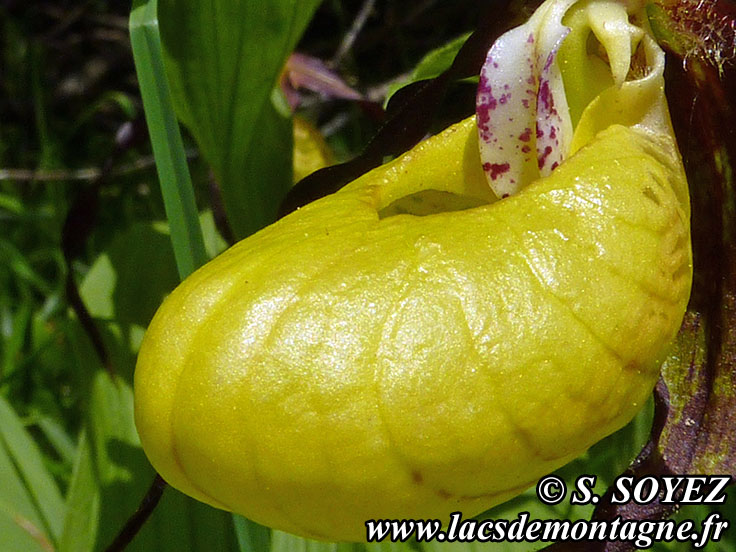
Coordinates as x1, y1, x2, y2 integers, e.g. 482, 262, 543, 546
134, 0, 691, 542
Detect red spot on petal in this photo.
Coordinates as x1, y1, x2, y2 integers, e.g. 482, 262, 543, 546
487, 162, 510, 180
476, 81, 498, 135
502, 193, 510, 199
536, 127, 544, 139
538, 80, 552, 111
519, 128, 532, 142
521, 145, 531, 153
537, 146, 553, 169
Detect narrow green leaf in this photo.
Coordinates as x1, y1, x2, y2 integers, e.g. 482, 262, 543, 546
79, 222, 179, 326
77, 214, 224, 367
84, 369, 242, 551
186, 499, 241, 551
158, 0, 322, 238
0, 420, 52, 552
65, 90, 138, 140
270, 530, 341, 552
0, 396, 65, 543
0, 193, 24, 215
1, 297, 31, 382
85, 370, 158, 550
0, 507, 51, 552
129, 0, 208, 279
59, 431, 99, 552
419, 542, 475, 552
88, 371, 140, 485
0, 240, 53, 295
233, 514, 271, 552
365, 542, 414, 552
35, 416, 77, 467
337, 544, 364, 552
385, 33, 473, 105
132, 485, 241, 552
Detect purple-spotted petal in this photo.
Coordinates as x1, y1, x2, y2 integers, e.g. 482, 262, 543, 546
476, 0, 574, 198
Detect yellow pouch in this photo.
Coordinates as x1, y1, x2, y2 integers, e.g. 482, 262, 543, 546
135, 0, 691, 541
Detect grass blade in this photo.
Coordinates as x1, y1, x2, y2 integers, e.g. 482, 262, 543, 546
0, 396, 64, 544
129, 0, 208, 278
58, 431, 99, 552
233, 514, 271, 552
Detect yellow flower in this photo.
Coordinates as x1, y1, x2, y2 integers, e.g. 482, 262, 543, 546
135, 0, 691, 541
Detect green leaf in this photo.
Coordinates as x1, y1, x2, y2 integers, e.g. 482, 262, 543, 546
0, 193, 24, 215
35, 416, 77, 467
59, 431, 99, 552
0, 398, 56, 552
83, 370, 242, 551
81, 370, 157, 549
79, 222, 179, 327
129, 0, 208, 279
78, 213, 226, 371
233, 514, 271, 552
158, 0, 322, 238
270, 531, 345, 552
87, 371, 140, 486
385, 33, 472, 105
365, 542, 412, 552
134, 489, 240, 551
0, 509, 51, 552
1, 295, 31, 383
199, 209, 230, 259
420, 543, 475, 552
227, 92, 294, 235
0, 239, 54, 296
0, 395, 65, 544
